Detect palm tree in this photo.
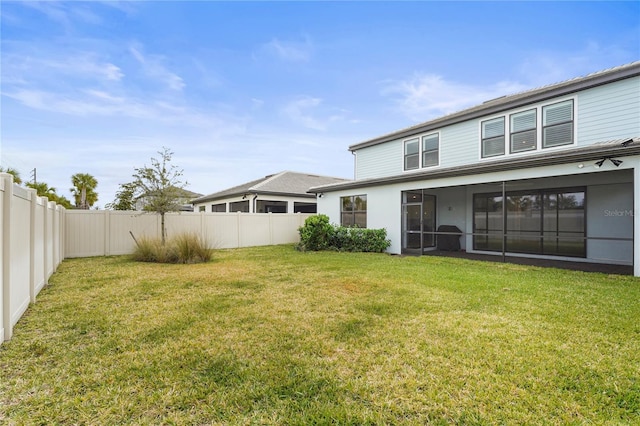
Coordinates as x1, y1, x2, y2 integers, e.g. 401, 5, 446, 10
26, 181, 57, 197
0, 166, 22, 185
70, 173, 98, 209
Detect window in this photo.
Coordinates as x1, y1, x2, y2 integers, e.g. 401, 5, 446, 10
404, 133, 439, 171
473, 187, 585, 257
422, 133, 439, 167
341, 195, 367, 227
404, 138, 419, 170
211, 203, 226, 212
543, 100, 573, 148
198, 206, 206, 212
294, 202, 316, 213
229, 200, 249, 212
510, 109, 537, 153
481, 117, 505, 158
256, 200, 287, 213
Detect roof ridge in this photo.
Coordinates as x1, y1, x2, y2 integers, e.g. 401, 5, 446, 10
249, 170, 288, 191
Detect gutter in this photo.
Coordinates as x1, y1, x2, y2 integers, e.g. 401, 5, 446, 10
310, 139, 640, 194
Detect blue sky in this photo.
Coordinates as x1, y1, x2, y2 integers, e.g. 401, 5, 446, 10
1, 1, 639, 208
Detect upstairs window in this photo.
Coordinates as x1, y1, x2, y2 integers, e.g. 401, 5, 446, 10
481, 117, 505, 158
510, 109, 537, 153
404, 138, 419, 170
422, 133, 439, 167
341, 195, 367, 228
404, 133, 439, 171
543, 100, 573, 148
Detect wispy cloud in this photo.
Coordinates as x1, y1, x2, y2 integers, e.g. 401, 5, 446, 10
281, 96, 351, 131
129, 43, 185, 91
382, 74, 528, 122
260, 37, 313, 62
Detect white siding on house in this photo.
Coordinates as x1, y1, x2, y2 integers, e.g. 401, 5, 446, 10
577, 76, 640, 145
355, 140, 402, 180
439, 121, 478, 168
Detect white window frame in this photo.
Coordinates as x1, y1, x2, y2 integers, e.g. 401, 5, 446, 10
402, 132, 440, 172
479, 96, 577, 161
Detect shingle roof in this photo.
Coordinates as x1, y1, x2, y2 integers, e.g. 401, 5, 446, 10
349, 61, 640, 151
193, 171, 350, 204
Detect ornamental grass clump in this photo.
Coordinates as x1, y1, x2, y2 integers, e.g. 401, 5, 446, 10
131, 232, 212, 264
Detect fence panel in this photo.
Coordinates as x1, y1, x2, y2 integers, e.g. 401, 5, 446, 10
65, 210, 106, 257
108, 211, 159, 255
1, 173, 65, 342
64, 211, 312, 257
9, 187, 32, 331
32, 197, 46, 296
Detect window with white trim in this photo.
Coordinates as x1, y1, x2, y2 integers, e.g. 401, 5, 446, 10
543, 100, 573, 148
404, 138, 419, 170
510, 109, 537, 153
481, 117, 505, 158
404, 133, 439, 170
422, 133, 439, 167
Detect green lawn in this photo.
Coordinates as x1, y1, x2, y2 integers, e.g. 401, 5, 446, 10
1, 245, 639, 425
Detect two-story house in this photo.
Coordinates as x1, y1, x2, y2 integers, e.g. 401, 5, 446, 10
310, 62, 640, 276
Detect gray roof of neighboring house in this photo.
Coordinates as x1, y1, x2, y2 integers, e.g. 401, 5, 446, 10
349, 61, 640, 152
193, 171, 350, 204
309, 137, 640, 193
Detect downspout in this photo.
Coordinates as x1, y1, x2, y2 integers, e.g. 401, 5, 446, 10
252, 194, 258, 213
352, 151, 356, 180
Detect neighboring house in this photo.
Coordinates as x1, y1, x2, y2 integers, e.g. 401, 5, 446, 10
310, 62, 640, 276
192, 171, 349, 214
135, 187, 203, 212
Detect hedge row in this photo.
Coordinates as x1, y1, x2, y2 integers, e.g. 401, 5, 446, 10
297, 214, 390, 253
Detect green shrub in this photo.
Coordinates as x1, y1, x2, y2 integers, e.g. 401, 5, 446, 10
331, 227, 391, 253
298, 215, 390, 253
298, 214, 334, 251
131, 233, 212, 264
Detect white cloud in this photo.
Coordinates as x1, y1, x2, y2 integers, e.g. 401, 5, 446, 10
282, 97, 325, 130
129, 44, 185, 91
382, 74, 528, 122
261, 37, 313, 62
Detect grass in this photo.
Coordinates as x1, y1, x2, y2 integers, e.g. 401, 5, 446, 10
1, 245, 639, 425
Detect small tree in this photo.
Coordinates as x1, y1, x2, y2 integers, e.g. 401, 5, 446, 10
131, 147, 187, 244
105, 182, 137, 210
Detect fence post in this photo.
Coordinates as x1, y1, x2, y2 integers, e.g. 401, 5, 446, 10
29, 188, 37, 303
2, 173, 13, 341
43, 198, 49, 285
104, 210, 110, 256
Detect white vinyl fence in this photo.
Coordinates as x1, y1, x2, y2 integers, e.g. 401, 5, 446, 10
1, 172, 311, 343
1, 174, 65, 342
64, 210, 312, 257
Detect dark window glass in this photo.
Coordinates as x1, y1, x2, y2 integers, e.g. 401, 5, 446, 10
294, 202, 316, 213
340, 195, 367, 227
404, 138, 419, 170
473, 188, 585, 257
229, 200, 249, 213
256, 200, 287, 213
